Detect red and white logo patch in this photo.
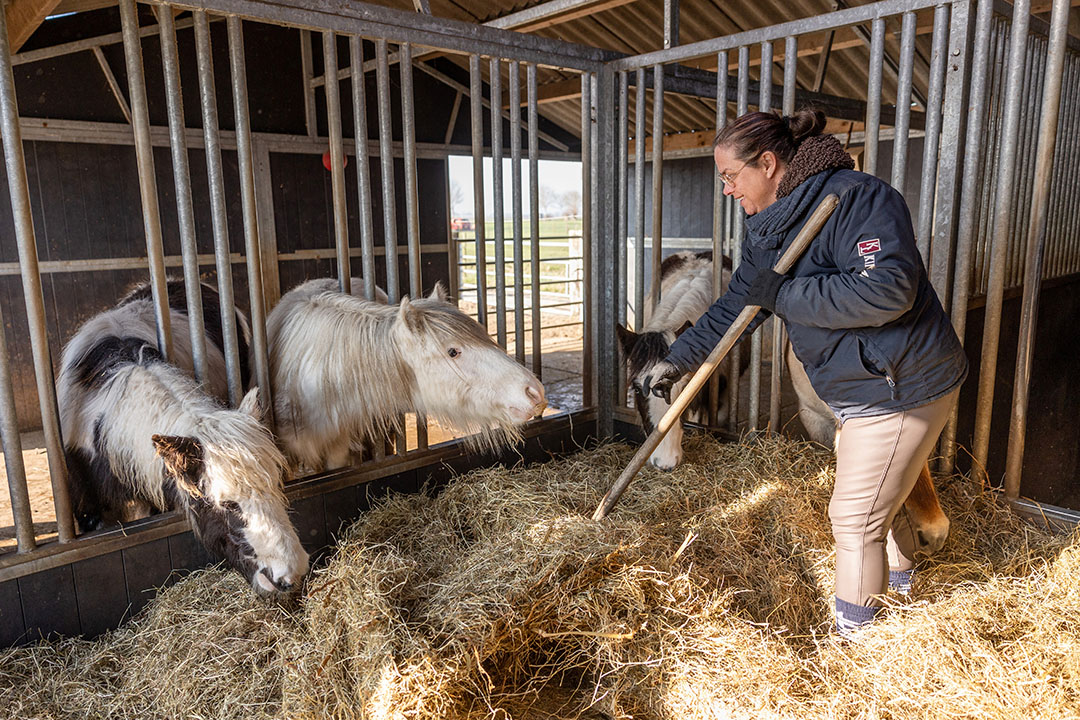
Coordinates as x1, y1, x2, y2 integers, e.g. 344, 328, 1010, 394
858, 238, 881, 256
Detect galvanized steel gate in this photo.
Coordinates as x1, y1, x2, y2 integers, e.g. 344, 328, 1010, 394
0, 0, 1076, 638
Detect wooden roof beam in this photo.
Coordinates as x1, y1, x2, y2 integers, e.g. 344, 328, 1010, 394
6, 0, 64, 52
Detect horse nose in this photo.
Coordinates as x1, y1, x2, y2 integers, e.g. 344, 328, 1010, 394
526, 381, 546, 410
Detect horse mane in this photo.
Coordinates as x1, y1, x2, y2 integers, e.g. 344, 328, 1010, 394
88, 361, 285, 510
645, 252, 716, 333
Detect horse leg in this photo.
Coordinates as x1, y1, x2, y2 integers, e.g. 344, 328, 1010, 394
900, 462, 950, 555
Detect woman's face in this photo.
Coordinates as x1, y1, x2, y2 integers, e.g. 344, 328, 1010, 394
714, 144, 785, 216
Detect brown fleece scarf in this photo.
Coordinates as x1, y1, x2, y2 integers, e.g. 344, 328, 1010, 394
775, 133, 855, 200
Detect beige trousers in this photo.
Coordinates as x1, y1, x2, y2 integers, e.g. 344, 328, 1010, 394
830, 391, 956, 606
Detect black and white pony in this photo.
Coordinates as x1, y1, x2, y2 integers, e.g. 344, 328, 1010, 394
266, 278, 547, 472
617, 250, 744, 470
57, 280, 308, 596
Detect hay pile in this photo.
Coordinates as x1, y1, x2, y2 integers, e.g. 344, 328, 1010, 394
2, 436, 1078, 720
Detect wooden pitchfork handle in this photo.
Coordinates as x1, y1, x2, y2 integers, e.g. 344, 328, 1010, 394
592, 193, 840, 522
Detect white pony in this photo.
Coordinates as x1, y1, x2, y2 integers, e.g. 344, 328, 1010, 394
57, 281, 308, 596
266, 279, 546, 472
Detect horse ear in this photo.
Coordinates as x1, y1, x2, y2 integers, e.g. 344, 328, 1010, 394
675, 320, 694, 337
428, 282, 449, 303
398, 295, 422, 332
615, 323, 638, 355
239, 387, 264, 422
152, 434, 205, 498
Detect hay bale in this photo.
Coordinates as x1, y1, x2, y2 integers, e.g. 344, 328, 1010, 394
2, 436, 1078, 720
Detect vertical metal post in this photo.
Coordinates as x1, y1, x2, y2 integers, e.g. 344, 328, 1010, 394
929, 0, 972, 307
749, 41, 773, 431
300, 30, 317, 138
0, 303, 34, 551
864, 17, 885, 177
528, 63, 542, 378
0, 3, 73, 543
649, 64, 664, 311
916, 4, 951, 265
375, 38, 399, 304
709, 51, 728, 426
581, 73, 594, 406
401, 42, 421, 298
770, 36, 797, 435
159, 9, 208, 385
401, 41, 426, 451
350, 36, 377, 302
942, 0, 994, 472
193, 11, 243, 407
664, 0, 679, 49
227, 16, 273, 419
510, 60, 526, 364
634, 66, 646, 330
469, 54, 488, 327
891, 11, 917, 192
729, 45, 749, 432
119, 0, 172, 361
617, 70, 629, 404
595, 65, 617, 437
973, 0, 1030, 478
323, 31, 351, 295
1004, 0, 1070, 498
491, 57, 507, 348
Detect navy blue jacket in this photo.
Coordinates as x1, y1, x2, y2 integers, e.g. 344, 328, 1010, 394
666, 168, 968, 421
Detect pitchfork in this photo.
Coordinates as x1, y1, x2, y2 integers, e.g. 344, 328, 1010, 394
592, 193, 840, 521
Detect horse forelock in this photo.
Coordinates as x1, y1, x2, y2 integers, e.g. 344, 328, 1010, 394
404, 297, 496, 349
625, 330, 673, 385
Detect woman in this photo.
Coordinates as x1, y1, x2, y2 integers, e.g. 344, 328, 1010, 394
636, 109, 968, 639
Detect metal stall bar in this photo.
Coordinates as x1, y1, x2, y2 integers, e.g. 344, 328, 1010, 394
159, 9, 208, 385
770, 35, 797, 435
916, 3, 950, 265
634, 66, 646, 330
491, 57, 507, 350
0, 3, 74, 543
528, 63, 542, 378
975, 20, 1008, 295
729, 44, 749, 432
616, 70, 629, 404
300, 30, 317, 137
973, 0, 1030, 478
469, 54, 488, 328
942, 0, 994, 473
510, 61, 526, 364
595, 65, 617, 437
749, 41, 773, 431
227, 16, 273, 419
0, 302, 33, 552
193, 12, 244, 407
323, 31, 351, 295
401, 42, 427, 451
1007, 41, 1039, 290
929, 0, 972, 306
863, 16, 885, 177
1004, 0, 1070, 498
891, 11, 917, 192
709, 49, 728, 427
1043, 56, 1070, 279
649, 64, 665, 311
375, 38, 400, 304
351, 36, 378, 303
1052, 58, 1080, 278
119, 0, 172, 361
582, 73, 594, 406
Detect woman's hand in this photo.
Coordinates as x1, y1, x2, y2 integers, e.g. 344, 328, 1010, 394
633, 360, 684, 403
744, 269, 789, 314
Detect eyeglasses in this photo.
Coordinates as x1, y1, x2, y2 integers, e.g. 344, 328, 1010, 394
718, 161, 749, 187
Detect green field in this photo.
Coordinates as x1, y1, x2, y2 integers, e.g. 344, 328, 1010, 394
456, 218, 584, 294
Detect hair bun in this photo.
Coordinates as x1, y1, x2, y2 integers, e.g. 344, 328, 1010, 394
786, 109, 827, 143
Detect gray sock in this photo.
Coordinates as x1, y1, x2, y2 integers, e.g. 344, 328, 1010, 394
834, 596, 882, 640
889, 569, 914, 596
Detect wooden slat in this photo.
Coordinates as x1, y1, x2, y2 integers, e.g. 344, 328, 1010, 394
6, 0, 64, 52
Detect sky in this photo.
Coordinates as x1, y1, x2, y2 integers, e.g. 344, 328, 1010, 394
447, 156, 583, 220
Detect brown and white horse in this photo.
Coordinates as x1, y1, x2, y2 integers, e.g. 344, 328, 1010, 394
266, 279, 547, 472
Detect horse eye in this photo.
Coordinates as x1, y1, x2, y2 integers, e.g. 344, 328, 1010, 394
448, 348, 460, 359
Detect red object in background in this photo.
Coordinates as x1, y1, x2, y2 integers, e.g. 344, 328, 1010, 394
322, 150, 347, 171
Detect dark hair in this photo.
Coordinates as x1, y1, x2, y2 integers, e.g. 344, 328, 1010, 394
712, 109, 826, 164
